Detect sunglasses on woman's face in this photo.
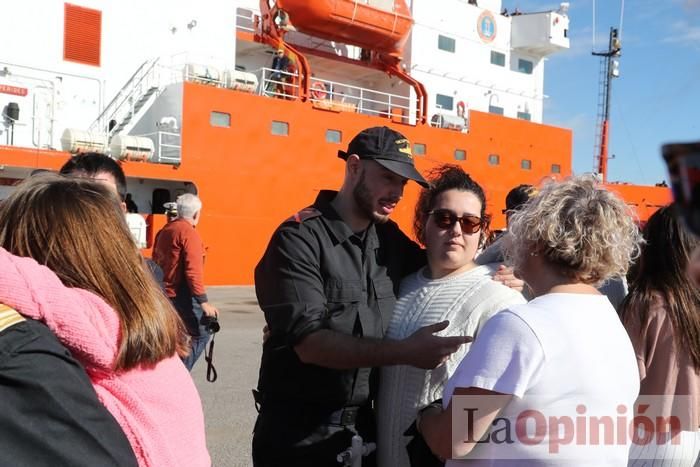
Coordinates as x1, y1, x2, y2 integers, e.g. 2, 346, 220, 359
428, 209, 482, 234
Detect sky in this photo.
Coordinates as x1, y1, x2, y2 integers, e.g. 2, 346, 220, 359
503, 0, 700, 186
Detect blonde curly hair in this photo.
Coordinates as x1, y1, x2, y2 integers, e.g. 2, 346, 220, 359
505, 175, 642, 286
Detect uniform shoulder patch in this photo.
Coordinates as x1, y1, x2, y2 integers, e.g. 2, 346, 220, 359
0, 304, 25, 333
285, 207, 322, 224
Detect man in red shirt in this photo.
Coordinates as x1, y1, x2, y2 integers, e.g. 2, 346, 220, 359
153, 193, 218, 370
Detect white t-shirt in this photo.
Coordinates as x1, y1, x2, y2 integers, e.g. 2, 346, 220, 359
125, 213, 147, 249
444, 293, 640, 466
377, 264, 525, 467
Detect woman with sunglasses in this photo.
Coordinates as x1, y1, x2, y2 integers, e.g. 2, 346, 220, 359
377, 164, 525, 467
418, 175, 642, 465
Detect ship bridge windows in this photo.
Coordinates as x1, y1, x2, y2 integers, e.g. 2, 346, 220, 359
271, 121, 289, 136
454, 149, 466, 161
488, 154, 500, 165
326, 129, 342, 144
490, 51, 506, 67
413, 143, 427, 156
517, 59, 534, 74
436, 94, 454, 111
521, 159, 532, 170
210, 111, 231, 128
438, 35, 456, 53
517, 111, 531, 121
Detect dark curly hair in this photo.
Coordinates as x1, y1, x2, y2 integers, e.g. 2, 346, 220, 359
413, 164, 488, 246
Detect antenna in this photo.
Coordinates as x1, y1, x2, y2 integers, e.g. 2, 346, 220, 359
618, 0, 626, 42
592, 28, 621, 182
592, 0, 596, 51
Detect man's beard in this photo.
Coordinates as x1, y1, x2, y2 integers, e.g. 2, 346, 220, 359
353, 170, 389, 224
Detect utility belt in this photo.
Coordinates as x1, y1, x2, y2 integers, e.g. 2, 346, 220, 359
253, 390, 364, 427
326, 405, 361, 427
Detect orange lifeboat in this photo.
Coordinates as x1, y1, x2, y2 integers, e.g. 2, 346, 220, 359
276, 0, 413, 55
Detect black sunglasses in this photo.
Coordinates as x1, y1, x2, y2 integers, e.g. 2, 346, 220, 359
428, 209, 483, 234
663, 141, 700, 236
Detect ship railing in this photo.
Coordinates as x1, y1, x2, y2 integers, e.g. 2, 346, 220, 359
306, 77, 414, 124
138, 131, 181, 165
258, 67, 301, 100
90, 58, 163, 134
235, 7, 257, 33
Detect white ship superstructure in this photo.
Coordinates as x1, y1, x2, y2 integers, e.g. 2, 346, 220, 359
1, 0, 568, 155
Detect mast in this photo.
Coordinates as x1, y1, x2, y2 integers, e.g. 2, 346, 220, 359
592, 27, 621, 182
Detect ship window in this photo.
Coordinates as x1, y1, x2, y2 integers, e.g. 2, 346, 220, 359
490, 51, 505, 67
64, 3, 102, 67
518, 59, 534, 74
436, 94, 454, 111
488, 105, 504, 115
454, 149, 466, 161
551, 164, 561, 174
326, 129, 342, 144
521, 159, 532, 170
414, 143, 426, 156
488, 154, 500, 165
271, 121, 289, 136
438, 35, 456, 53
517, 111, 531, 121
210, 111, 231, 128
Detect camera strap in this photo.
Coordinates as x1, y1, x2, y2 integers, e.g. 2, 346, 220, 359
204, 333, 218, 383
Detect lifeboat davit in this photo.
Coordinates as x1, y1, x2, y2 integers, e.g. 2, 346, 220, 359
276, 0, 413, 55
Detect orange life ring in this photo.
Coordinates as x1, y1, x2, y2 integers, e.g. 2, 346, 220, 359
457, 100, 466, 117
310, 81, 327, 100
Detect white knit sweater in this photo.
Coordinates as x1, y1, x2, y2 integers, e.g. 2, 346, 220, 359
376, 264, 525, 467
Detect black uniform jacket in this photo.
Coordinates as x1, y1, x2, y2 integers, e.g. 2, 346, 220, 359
0, 317, 137, 466
255, 190, 425, 410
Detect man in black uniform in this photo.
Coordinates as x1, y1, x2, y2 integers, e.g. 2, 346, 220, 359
0, 306, 137, 466
253, 126, 472, 466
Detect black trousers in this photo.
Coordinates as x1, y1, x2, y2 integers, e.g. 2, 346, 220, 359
252, 405, 377, 467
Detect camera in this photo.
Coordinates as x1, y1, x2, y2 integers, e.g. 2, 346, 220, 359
200, 315, 220, 334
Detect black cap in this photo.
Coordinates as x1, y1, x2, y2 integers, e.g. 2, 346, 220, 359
504, 184, 537, 213
338, 126, 428, 188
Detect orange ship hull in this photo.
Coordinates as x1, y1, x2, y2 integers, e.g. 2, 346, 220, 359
0, 81, 670, 285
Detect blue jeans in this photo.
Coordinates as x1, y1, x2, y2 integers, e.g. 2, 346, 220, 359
181, 332, 210, 371
171, 287, 211, 371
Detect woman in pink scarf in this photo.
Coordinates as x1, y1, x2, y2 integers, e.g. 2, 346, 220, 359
0, 174, 210, 467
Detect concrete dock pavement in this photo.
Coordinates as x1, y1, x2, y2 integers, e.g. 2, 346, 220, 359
191, 286, 265, 466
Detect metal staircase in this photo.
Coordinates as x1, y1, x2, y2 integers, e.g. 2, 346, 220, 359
110, 86, 159, 134
89, 58, 163, 136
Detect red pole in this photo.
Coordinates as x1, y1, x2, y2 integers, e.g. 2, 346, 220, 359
598, 120, 609, 182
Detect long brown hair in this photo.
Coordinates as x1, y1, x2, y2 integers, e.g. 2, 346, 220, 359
621, 204, 700, 370
0, 174, 188, 370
